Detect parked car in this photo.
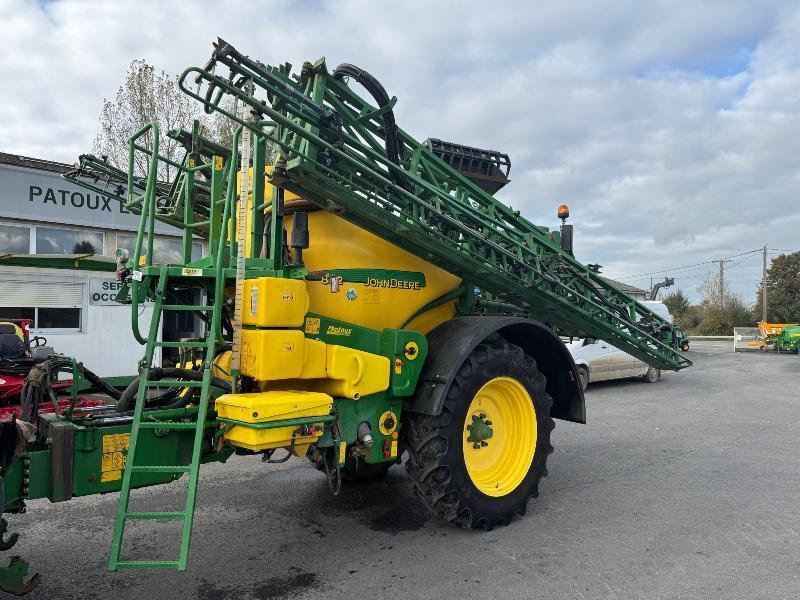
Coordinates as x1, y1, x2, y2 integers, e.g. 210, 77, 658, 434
567, 338, 661, 391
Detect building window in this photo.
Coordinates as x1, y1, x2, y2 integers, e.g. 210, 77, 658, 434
116, 233, 202, 264
0, 280, 85, 332
35, 226, 104, 255
0, 223, 31, 253
0, 307, 81, 331
37, 308, 81, 329
0, 308, 34, 321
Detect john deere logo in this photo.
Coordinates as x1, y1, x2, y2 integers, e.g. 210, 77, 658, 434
345, 288, 358, 301
365, 277, 422, 290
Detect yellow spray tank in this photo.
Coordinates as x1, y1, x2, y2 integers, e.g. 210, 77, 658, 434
238, 168, 463, 335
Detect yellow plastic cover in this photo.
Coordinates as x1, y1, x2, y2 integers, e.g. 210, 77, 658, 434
240, 329, 389, 399
240, 329, 311, 380
216, 390, 333, 422
216, 390, 333, 452
242, 277, 309, 328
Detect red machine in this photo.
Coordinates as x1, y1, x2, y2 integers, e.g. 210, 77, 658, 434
0, 319, 103, 417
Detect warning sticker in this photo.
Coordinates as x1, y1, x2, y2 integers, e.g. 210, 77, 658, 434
305, 317, 321, 335
362, 289, 381, 305
101, 433, 130, 482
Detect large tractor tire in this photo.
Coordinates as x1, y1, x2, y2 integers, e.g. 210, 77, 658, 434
405, 339, 554, 530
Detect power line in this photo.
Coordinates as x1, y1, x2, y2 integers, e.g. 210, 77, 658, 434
612, 248, 762, 280
626, 254, 759, 285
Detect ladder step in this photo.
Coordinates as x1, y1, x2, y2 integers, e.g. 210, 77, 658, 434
142, 380, 206, 388
160, 305, 214, 312
114, 560, 182, 570
124, 511, 186, 520
128, 465, 191, 474
152, 341, 210, 348
138, 421, 198, 430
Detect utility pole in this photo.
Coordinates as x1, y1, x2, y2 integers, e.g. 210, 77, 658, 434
712, 260, 733, 309
762, 244, 768, 321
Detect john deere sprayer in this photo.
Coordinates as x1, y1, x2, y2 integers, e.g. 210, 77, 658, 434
1, 38, 691, 578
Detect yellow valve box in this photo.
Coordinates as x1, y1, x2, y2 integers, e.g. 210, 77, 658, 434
242, 277, 309, 328
216, 390, 333, 452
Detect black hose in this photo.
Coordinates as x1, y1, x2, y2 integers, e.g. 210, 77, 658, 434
20, 357, 127, 422
332, 63, 409, 190
81, 368, 123, 401
114, 367, 232, 413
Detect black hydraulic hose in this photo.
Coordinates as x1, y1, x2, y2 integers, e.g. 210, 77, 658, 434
81, 368, 123, 401
332, 63, 410, 190
20, 357, 126, 422
115, 368, 232, 413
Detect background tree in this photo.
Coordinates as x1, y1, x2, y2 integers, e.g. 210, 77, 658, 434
755, 251, 800, 323
92, 59, 269, 184
698, 271, 723, 308
687, 272, 755, 334
662, 289, 690, 318
92, 59, 203, 182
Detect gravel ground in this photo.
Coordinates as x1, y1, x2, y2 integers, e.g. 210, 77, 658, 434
8, 342, 800, 600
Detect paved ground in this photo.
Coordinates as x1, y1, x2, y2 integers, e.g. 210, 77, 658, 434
11, 343, 800, 599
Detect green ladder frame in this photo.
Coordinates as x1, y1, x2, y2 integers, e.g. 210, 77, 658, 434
108, 268, 220, 571
108, 123, 241, 571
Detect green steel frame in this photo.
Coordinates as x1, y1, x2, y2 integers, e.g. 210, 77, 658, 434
172, 38, 690, 371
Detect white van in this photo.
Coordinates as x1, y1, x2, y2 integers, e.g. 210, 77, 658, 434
567, 301, 674, 391
641, 301, 673, 323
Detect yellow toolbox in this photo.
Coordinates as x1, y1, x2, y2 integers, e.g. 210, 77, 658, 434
215, 390, 333, 451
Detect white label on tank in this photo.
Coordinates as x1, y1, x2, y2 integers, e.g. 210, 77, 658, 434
250, 286, 258, 316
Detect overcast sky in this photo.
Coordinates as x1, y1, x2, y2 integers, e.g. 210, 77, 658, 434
2, 0, 799, 303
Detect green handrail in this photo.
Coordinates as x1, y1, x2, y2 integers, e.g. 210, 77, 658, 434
128, 122, 160, 345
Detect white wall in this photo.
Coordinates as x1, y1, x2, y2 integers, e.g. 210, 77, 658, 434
0, 266, 160, 377
47, 302, 158, 377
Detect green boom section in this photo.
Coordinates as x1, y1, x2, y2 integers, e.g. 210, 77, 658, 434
169, 39, 689, 370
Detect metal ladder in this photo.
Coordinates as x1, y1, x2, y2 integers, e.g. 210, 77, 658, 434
108, 268, 221, 571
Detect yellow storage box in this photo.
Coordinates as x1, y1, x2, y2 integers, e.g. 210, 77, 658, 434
242, 277, 309, 327
216, 390, 333, 452
240, 330, 318, 380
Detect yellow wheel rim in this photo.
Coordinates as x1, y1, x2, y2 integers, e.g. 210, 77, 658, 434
462, 377, 537, 497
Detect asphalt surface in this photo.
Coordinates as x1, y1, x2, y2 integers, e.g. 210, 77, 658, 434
10, 342, 800, 600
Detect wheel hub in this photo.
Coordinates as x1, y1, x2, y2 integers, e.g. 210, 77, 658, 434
466, 414, 494, 447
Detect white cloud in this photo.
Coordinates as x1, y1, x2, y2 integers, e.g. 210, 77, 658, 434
1, 0, 798, 303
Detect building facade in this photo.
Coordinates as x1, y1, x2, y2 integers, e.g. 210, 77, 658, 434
0, 153, 203, 376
